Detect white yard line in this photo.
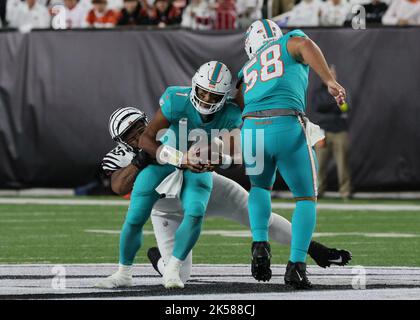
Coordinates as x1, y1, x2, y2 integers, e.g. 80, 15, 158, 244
84, 229, 420, 238
0, 198, 129, 206
0, 197, 420, 211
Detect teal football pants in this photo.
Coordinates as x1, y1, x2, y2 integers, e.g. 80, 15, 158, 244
242, 115, 317, 263
119, 164, 213, 265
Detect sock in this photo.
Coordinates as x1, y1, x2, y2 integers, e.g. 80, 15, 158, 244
119, 221, 143, 265
290, 200, 317, 263
173, 215, 203, 260
118, 264, 133, 277
249, 187, 271, 242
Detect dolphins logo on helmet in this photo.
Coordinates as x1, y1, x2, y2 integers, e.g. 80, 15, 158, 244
190, 61, 232, 115
245, 19, 282, 59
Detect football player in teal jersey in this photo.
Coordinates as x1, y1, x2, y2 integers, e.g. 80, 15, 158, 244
96, 61, 243, 289
237, 19, 347, 289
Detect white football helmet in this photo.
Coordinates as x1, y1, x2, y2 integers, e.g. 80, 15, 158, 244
190, 61, 232, 115
245, 19, 283, 59
108, 107, 148, 147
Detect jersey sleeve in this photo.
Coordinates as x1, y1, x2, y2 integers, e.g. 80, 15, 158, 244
285, 29, 308, 40
283, 29, 308, 63
159, 86, 186, 123
101, 145, 135, 175
159, 88, 174, 122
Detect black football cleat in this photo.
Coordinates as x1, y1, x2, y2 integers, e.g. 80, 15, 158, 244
147, 247, 162, 276
284, 261, 312, 290
308, 241, 352, 268
251, 241, 272, 282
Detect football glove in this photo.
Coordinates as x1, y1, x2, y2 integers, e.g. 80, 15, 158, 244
131, 149, 153, 170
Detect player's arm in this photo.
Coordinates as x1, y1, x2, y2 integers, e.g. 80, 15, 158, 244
287, 36, 346, 106
138, 108, 168, 159
139, 108, 204, 172
103, 147, 153, 195
110, 165, 139, 195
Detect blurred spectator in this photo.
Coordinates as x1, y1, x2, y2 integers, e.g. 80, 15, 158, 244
78, 0, 93, 11
364, 0, 388, 24
0, 0, 6, 27
382, 0, 420, 25
107, 0, 124, 9
64, 0, 89, 28
181, 0, 214, 30
348, 0, 391, 5
272, 0, 295, 18
117, 0, 149, 25
348, 0, 370, 4
172, 0, 186, 9
287, 0, 323, 26
141, 0, 154, 8
9, 0, 51, 29
312, 65, 352, 200
85, 0, 118, 27
148, 0, 182, 28
6, 0, 26, 27
237, 0, 263, 28
212, 0, 237, 29
320, 0, 349, 26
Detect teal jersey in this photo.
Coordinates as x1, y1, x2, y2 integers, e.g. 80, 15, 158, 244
159, 86, 242, 150
238, 29, 309, 116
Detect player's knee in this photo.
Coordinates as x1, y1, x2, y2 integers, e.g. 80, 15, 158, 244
126, 199, 154, 225
184, 203, 206, 221
126, 214, 149, 226
122, 219, 143, 232
183, 186, 209, 217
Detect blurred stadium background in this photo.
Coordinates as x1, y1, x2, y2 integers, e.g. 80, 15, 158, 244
1, 0, 420, 299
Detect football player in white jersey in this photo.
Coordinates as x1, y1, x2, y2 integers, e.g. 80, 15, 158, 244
97, 106, 352, 287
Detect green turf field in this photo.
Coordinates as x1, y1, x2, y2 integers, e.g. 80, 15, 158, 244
1, 198, 420, 266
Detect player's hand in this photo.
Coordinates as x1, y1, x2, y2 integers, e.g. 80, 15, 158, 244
327, 80, 346, 107
201, 151, 225, 172
201, 163, 217, 172
180, 151, 206, 173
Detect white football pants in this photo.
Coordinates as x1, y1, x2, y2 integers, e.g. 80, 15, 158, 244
150, 172, 292, 283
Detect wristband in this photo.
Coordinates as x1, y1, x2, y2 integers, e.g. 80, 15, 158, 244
157, 145, 184, 167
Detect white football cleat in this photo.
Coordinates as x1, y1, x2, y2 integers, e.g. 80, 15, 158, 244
94, 271, 133, 289
163, 256, 184, 289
